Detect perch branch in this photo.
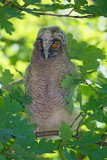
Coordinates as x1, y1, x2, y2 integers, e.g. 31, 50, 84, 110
0, 79, 23, 90
35, 131, 107, 146
36, 130, 59, 137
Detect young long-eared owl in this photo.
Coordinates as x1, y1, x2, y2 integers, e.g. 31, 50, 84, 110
25, 26, 80, 133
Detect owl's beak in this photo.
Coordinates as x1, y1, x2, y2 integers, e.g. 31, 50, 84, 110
43, 48, 50, 59
42, 40, 50, 59
44, 52, 49, 59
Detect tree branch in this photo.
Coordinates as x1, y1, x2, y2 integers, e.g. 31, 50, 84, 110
96, 142, 107, 146
36, 12, 95, 19
0, 79, 23, 90
36, 130, 59, 137
10, 3, 96, 19
35, 131, 107, 146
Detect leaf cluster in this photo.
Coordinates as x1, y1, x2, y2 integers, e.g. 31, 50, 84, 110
1, 0, 107, 34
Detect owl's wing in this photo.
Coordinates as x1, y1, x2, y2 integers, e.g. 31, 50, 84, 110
24, 65, 32, 95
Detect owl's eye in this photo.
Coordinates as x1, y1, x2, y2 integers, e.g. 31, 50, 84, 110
38, 42, 43, 47
51, 43, 58, 48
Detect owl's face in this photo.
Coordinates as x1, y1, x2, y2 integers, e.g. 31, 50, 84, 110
35, 26, 66, 59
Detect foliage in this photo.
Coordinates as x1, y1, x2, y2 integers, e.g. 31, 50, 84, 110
0, 0, 107, 160
0, 0, 107, 34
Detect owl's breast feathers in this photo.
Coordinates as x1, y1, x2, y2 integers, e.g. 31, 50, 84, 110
25, 56, 79, 131
25, 56, 71, 110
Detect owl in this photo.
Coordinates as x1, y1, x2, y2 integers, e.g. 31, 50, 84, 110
25, 26, 81, 133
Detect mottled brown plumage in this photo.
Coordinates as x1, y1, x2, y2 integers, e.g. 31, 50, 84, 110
25, 26, 80, 132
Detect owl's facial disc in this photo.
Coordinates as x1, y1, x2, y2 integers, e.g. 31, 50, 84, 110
37, 38, 61, 59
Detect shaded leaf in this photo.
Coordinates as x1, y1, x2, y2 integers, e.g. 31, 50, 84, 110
0, 69, 14, 86
59, 122, 72, 142
33, 138, 55, 154
0, 156, 6, 160
77, 145, 107, 160
73, 132, 101, 146
23, 0, 41, 4
64, 147, 76, 160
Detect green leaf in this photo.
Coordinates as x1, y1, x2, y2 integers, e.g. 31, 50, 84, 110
67, 0, 72, 3
0, 9, 14, 34
51, 0, 61, 2
74, 0, 88, 6
77, 145, 107, 160
66, 102, 74, 114
67, 33, 78, 59
23, 8, 40, 17
77, 92, 82, 108
0, 96, 22, 115
23, 0, 41, 4
88, 109, 107, 123
0, 156, 6, 160
12, 143, 38, 160
0, 129, 14, 139
64, 147, 76, 160
83, 61, 100, 70
2, 6, 24, 19
10, 87, 32, 106
97, 84, 107, 94
0, 142, 3, 152
84, 0, 107, 17
67, 33, 105, 65
33, 138, 55, 154
0, 69, 14, 86
9, 117, 35, 139
0, 90, 3, 96
59, 122, 72, 142
0, 18, 14, 35
61, 74, 72, 88
35, 3, 71, 12
73, 132, 101, 146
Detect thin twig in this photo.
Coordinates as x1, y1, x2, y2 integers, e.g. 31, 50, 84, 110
58, 148, 64, 160
70, 113, 81, 128
67, 8, 74, 15
57, 139, 65, 160
84, 80, 100, 95
76, 114, 86, 135
0, 79, 23, 90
